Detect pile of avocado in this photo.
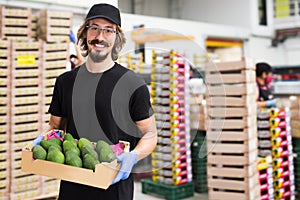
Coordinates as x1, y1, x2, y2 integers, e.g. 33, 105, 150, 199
32, 133, 116, 171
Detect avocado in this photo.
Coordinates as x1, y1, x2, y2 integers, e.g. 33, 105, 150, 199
46, 146, 65, 164
83, 153, 100, 171
32, 145, 47, 160
48, 138, 62, 146
96, 140, 116, 163
63, 140, 80, 156
78, 138, 94, 150
81, 145, 98, 160
40, 140, 62, 152
65, 151, 82, 168
64, 133, 77, 145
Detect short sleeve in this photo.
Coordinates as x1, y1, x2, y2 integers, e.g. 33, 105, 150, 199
48, 76, 63, 117
129, 85, 154, 121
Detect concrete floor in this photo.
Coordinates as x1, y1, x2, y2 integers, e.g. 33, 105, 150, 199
133, 180, 208, 200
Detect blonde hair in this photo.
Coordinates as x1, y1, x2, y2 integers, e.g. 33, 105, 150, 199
77, 21, 126, 61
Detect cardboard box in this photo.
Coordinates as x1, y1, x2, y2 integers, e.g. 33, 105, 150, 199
21, 141, 120, 189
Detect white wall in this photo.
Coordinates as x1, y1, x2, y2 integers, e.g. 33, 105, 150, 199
119, 0, 169, 18
177, 0, 251, 28
121, 13, 250, 65
246, 36, 286, 65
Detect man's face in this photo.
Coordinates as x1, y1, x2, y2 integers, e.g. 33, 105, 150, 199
86, 18, 117, 62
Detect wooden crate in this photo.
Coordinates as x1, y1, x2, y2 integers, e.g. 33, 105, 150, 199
205, 58, 255, 72
42, 68, 66, 79
0, 5, 32, 40
206, 116, 257, 130
206, 138, 257, 154
208, 185, 260, 200
206, 127, 257, 142
206, 94, 256, 107
208, 163, 257, 180
206, 70, 255, 84
11, 175, 40, 187
10, 189, 41, 200
11, 122, 39, 135
206, 83, 256, 96
42, 60, 67, 70
11, 131, 38, 143
208, 173, 259, 190
207, 106, 256, 118
37, 9, 73, 42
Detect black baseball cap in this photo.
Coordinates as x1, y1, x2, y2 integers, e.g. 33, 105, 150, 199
86, 3, 121, 27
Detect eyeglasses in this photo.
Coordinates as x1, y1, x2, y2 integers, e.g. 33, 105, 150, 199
86, 25, 117, 37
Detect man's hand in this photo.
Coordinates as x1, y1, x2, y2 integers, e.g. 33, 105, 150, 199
111, 150, 138, 185
69, 30, 76, 43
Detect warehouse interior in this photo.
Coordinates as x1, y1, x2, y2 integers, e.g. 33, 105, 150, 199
0, 0, 300, 199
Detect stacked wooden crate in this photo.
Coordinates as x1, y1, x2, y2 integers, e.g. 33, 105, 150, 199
205, 58, 260, 199
0, 5, 32, 41
36, 9, 72, 198
0, 39, 11, 200
40, 42, 69, 132
37, 9, 73, 43
9, 41, 43, 200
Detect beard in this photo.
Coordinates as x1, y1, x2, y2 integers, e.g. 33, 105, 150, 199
88, 39, 110, 63
89, 49, 109, 63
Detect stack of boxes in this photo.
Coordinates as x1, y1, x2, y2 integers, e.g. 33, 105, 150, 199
37, 9, 72, 43
257, 109, 275, 199
270, 108, 295, 199
0, 4, 71, 199
9, 41, 43, 200
257, 156, 274, 200
0, 6, 32, 41
142, 51, 194, 200
205, 58, 260, 199
0, 39, 11, 200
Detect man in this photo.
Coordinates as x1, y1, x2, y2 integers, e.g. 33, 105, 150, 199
256, 62, 276, 108
48, 3, 157, 200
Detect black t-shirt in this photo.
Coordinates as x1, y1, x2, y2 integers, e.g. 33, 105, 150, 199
48, 63, 153, 200
257, 81, 273, 101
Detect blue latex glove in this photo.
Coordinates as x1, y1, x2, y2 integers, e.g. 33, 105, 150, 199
32, 135, 44, 147
69, 30, 76, 43
111, 150, 138, 185
266, 99, 276, 107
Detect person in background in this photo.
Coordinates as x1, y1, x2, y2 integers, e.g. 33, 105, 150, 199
256, 62, 276, 108
47, 3, 157, 200
69, 30, 84, 69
